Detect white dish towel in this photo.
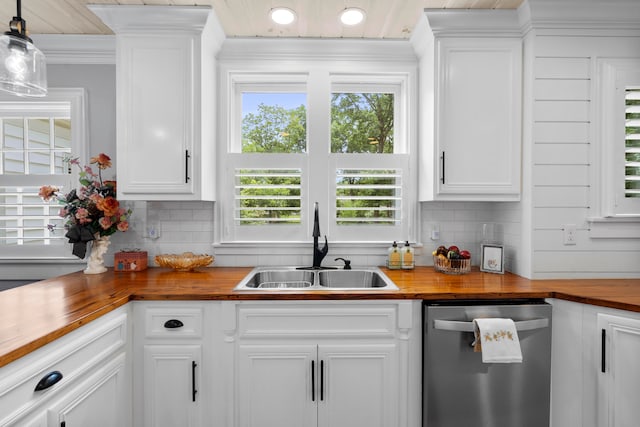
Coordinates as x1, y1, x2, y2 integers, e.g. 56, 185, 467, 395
473, 318, 523, 363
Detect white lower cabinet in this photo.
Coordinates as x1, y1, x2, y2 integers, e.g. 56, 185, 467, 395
0, 306, 130, 427
597, 313, 640, 427
317, 344, 397, 427
48, 352, 128, 427
238, 343, 397, 427
142, 344, 202, 427
550, 298, 640, 427
132, 301, 218, 427
226, 301, 421, 427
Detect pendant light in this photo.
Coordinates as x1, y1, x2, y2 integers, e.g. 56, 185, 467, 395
0, 0, 47, 97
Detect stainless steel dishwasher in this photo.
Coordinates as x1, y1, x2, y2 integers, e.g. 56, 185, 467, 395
424, 300, 552, 427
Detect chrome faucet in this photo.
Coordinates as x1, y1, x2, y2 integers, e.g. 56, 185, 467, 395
312, 202, 329, 269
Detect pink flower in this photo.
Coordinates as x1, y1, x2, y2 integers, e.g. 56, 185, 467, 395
84, 165, 96, 177
75, 207, 89, 221
117, 221, 129, 232
58, 207, 68, 217
99, 216, 113, 229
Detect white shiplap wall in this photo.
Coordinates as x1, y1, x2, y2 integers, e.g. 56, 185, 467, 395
530, 31, 640, 278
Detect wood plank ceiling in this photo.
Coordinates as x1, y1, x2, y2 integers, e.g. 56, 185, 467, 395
0, 0, 524, 39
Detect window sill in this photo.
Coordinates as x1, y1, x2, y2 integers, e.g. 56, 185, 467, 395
212, 240, 423, 267
587, 216, 640, 238
214, 241, 422, 254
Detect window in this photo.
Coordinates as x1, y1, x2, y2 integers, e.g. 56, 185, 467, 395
0, 89, 86, 258
218, 67, 415, 244
626, 87, 640, 199
594, 59, 640, 220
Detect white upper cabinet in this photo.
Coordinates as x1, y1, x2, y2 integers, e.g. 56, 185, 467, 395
412, 10, 522, 201
90, 5, 224, 201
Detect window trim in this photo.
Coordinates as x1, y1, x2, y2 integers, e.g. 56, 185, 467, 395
590, 58, 640, 238
216, 41, 419, 248
0, 88, 88, 259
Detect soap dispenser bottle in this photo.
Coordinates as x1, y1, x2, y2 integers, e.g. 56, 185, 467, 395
388, 241, 401, 269
402, 240, 414, 270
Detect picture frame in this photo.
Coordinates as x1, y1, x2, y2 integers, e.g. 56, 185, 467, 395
480, 244, 504, 274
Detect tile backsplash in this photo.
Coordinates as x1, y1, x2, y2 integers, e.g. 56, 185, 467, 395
108, 200, 519, 270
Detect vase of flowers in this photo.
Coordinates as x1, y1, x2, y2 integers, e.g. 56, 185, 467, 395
39, 153, 132, 274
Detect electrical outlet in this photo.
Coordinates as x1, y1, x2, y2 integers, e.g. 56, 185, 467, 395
146, 222, 161, 240
563, 224, 577, 245
431, 224, 440, 241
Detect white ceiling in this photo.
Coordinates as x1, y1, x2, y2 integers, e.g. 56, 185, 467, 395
0, 0, 524, 39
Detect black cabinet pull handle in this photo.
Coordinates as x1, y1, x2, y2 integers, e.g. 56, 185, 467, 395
601, 328, 606, 373
35, 370, 63, 391
441, 151, 446, 184
320, 360, 324, 401
311, 360, 315, 401
185, 149, 191, 183
192, 361, 198, 402
164, 319, 184, 329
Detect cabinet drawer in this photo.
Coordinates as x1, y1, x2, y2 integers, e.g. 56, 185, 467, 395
0, 308, 128, 425
236, 303, 398, 339
142, 304, 204, 339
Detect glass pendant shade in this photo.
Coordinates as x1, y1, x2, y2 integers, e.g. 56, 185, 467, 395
0, 33, 47, 97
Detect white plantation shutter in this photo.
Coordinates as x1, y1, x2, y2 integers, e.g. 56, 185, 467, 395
0, 183, 67, 246
328, 153, 409, 242
0, 89, 85, 258
234, 168, 302, 224
1, 117, 72, 247
335, 168, 402, 225
625, 88, 640, 198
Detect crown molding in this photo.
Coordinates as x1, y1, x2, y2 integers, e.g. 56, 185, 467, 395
88, 5, 213, 34
521, 0, 640, 31
421, 9, 523, 37
219, 38, 417, 64
31, 35, 115, 64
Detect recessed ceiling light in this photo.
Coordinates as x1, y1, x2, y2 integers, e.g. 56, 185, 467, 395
340, 8, 366, 26
270, 7, 296, 25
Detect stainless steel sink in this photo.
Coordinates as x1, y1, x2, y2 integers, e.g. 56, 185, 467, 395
237, 269, 315, 289
234, 267, 398, 291
318, 270, 396, 289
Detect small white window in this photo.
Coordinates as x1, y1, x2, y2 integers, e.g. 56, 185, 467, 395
0, 89, 86, 259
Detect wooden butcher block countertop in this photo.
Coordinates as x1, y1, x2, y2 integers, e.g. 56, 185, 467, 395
1, 266, 639, 368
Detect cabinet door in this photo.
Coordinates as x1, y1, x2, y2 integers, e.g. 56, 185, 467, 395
598, 314, 640, 427
142, 344, 202, 427
48, 352, 128, 427
317, 344, 398, 427
436, 37, 521, 199
237, 344, 317, 427
117, 34, 194, 198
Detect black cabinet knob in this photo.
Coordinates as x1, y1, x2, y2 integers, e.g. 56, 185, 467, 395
35, 371, 63, 391
164, 319, 184, 329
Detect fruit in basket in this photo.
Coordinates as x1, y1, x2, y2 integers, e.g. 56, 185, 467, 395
433, 244, 471, 274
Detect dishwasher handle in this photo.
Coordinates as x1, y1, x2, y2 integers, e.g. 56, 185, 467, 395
433, 318, 549, 332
